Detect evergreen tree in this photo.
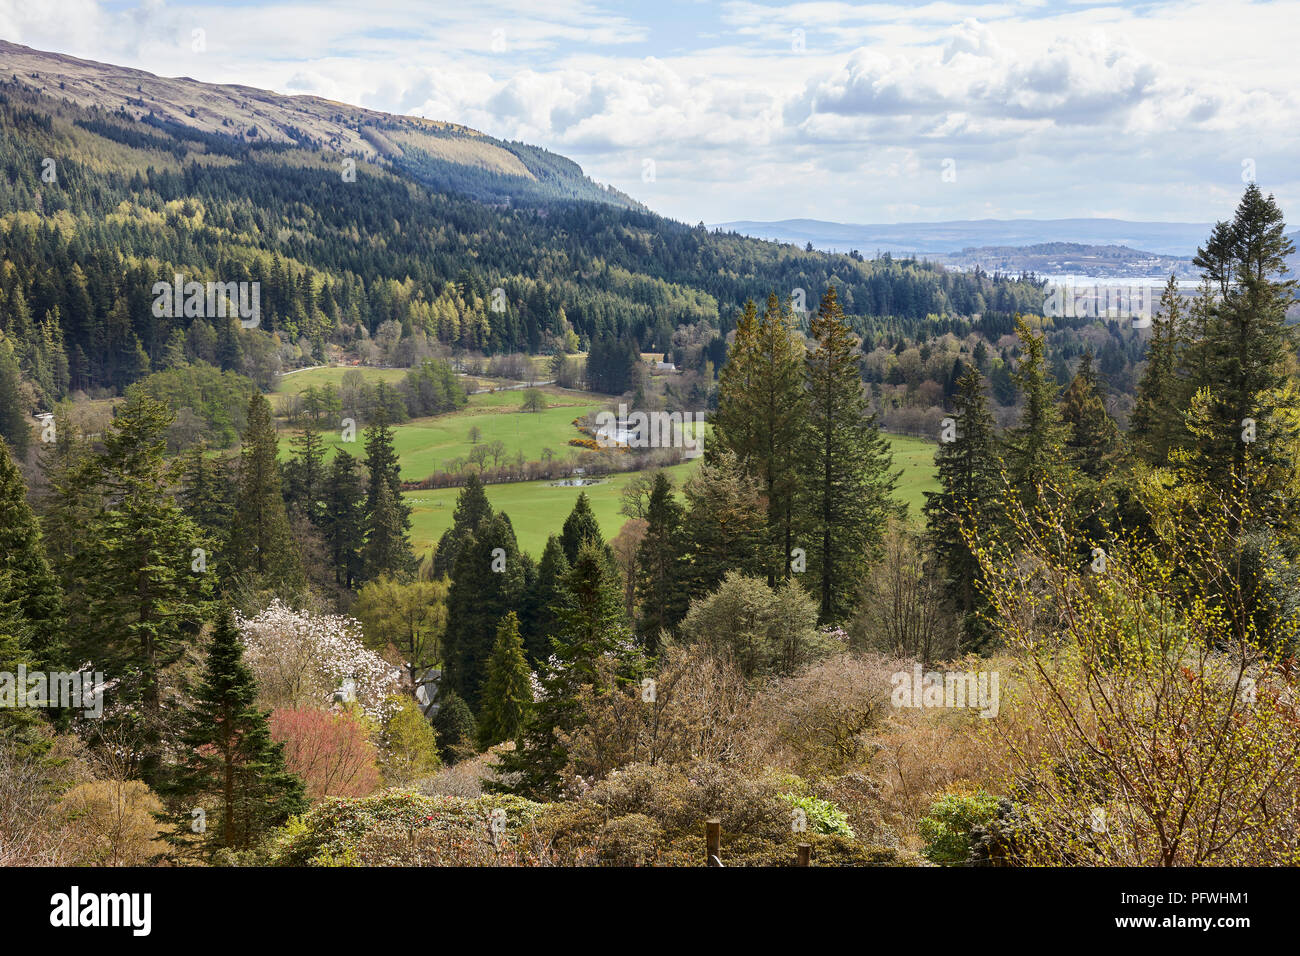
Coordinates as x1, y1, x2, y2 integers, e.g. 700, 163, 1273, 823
1184, 184, 1298, 524
228, 394, 302, 593
1003, 316, 1071, 501
321, 450, 366, 589
709, 299, 759, 465
520, 535, 568, 664
680, 449, 767, 601
477, 611, 532, 748
634, 471, 687, 650
1060, 351, 1118, 478
496, 540, 638, 799
443, 514, 526, 712
431, 472, 492, 579
710, 293, 806, 580
559, 491, 605, 564
0, 574, 47, 758
0, 436, 63, 661
923, 367, 999, 648
1130, 275, 1185, 464
363, 402, 413, 575
36, 408, 94, 593
432, 689, 478, 764
179, 444, 236, 544
362, 477, 409, 581
797, 286, 898, 623
283, 421, 326, 525
0, 334, 29, 457
168, 607, 305, 856
71, 396, 211, 777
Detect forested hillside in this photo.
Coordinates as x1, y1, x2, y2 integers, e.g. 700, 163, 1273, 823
0, 42, 1043, 418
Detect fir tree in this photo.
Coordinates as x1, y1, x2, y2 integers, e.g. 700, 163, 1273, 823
0, 436, 63, 661
1003, 316, 1071, 501
496, 540, 638, 799
443, 513, 526, 712
322, 450, 366, 589
0, 334, 28, 457
283, 421, 326, 525
179, 444, 236, 546
362, 477, 408, 581
432, 689, 478, 764
923, 366, 999, 649
1184, 185, 1298, 524
709, 293, 806, 580
680, 449, 767, 601
634, 471, 687, 650
431, 472, 492, 580
797, 286, 898, 623
362, 402, 413, 575
168, 607, 305, 856
1130, 275, 1185, 464
1060, 351, 1118, 478
520, 535, 568, 664
559, 491, 605, 564
71, 396, 211, 777
229, 394, 301, 594
477, 611, 532, 748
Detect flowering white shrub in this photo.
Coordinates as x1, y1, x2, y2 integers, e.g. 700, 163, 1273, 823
236, 600, 401, 723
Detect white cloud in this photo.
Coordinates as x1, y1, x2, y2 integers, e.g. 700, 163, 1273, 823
0, 0, 1295, 223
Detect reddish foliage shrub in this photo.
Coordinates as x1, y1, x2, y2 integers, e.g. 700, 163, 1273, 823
270, 707, 382, 799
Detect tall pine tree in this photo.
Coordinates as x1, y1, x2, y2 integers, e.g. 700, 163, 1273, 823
923, 366, 999, 649
797, 286, 898, 623
477, 611, 532, 749
229, 393, 302, 594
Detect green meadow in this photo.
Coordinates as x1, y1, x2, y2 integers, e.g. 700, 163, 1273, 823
276, 384, 602, 481
272, 367, 940, 557
403, 432, 939, 557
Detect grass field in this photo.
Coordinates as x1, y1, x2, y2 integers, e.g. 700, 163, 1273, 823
888, 432, 941, 518
271, 366, 939, 557
402, 432, 940, 557
406, 459, 704, 555
277, 387, 602, 481
276, 365, 408, 394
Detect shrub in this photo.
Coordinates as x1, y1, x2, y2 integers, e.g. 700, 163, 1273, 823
381, 697, 441, 787
56, 780, 169, 866
918, 789, 1001, 865
780, 791, 855, 838
270, 707, 382, 799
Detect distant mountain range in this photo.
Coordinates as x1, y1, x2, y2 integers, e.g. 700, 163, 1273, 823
712, 218, 1216, 260
714, 219, 1300, 281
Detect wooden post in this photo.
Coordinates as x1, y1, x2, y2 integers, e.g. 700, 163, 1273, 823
797, 843, 811, 867
706, 818, 722, 867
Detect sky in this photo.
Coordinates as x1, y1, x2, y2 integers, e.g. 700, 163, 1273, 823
1, 0, 1296, 227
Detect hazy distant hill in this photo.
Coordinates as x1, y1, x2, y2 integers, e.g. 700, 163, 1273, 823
713, 218, 1216, 259
933, 242, 1197, 279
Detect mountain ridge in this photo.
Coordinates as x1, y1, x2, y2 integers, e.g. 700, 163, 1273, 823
0, 38, 643, 210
